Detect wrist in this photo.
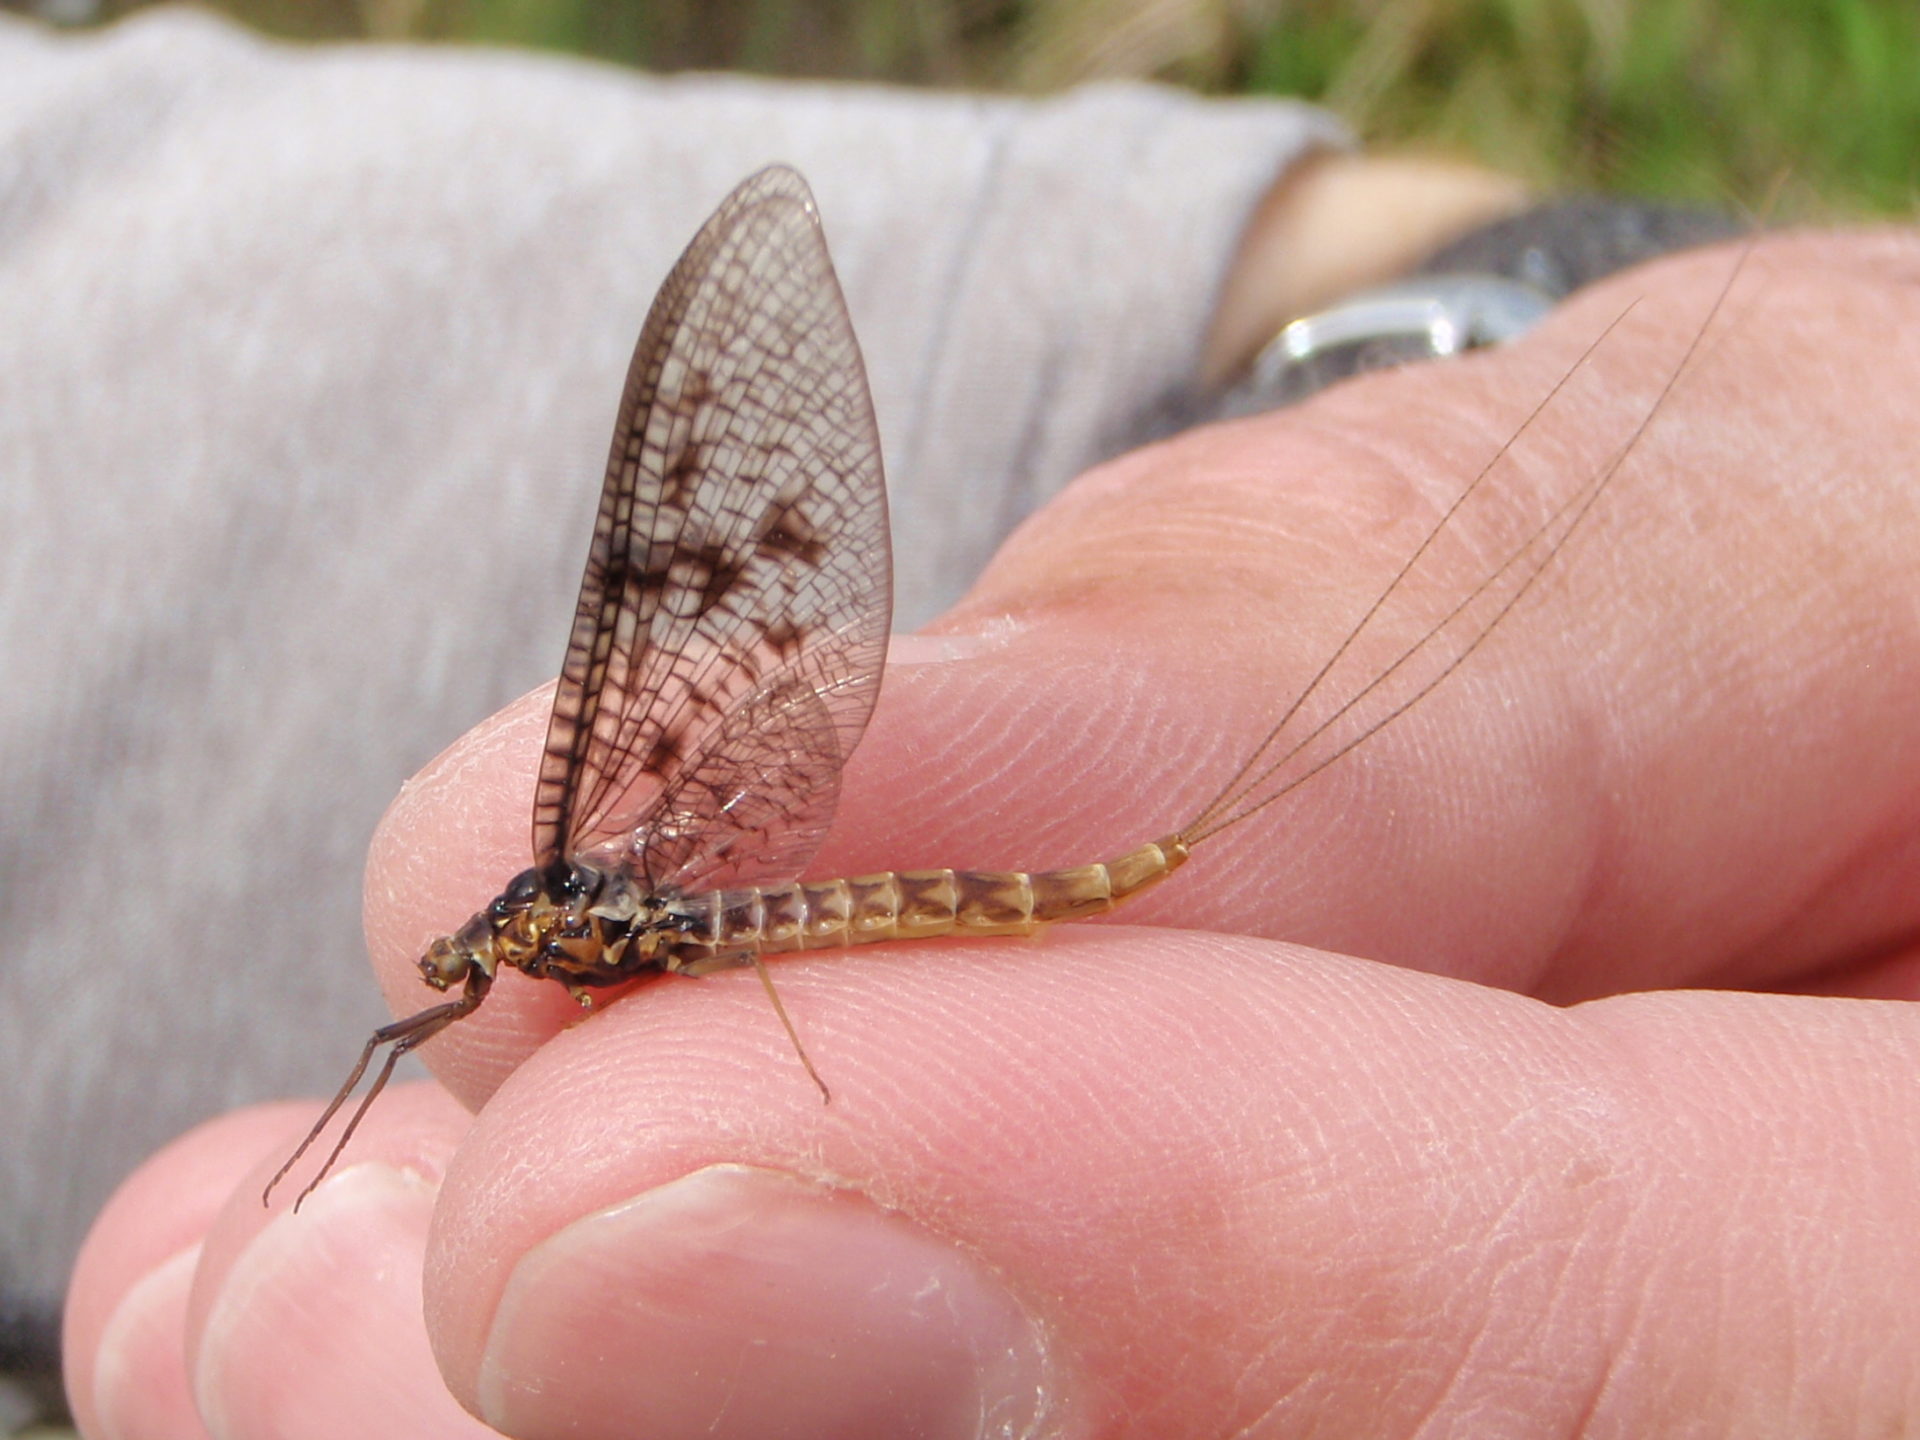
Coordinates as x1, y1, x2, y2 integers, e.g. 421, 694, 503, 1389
1202, 151, 1532, 387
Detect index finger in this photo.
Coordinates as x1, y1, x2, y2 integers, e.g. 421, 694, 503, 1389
364, 228, 1920, 1113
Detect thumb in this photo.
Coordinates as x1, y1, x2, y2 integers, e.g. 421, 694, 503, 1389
417, 928, 1920, 1438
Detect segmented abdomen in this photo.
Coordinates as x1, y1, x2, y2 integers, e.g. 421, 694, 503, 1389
666, 835, 1192, 975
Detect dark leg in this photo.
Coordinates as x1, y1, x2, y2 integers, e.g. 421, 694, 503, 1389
262, 970, 489, 1210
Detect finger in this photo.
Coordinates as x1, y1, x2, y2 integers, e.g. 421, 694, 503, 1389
415, 931, 1920, 1439
66, 1107, 294, 1440
66, 1087, 489, 1440
366, 228, 1920, 1107
184, 1085, 490, 1439
927, 228, 1920, 1002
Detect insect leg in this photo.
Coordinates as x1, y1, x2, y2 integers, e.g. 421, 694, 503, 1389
750, 955, 831, 1104
262, 968, 492, 1210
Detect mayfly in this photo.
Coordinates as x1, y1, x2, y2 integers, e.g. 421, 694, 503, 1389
267, 165, 1720, 1208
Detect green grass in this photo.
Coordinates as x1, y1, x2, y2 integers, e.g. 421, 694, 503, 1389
1234, 0, 1920, 214
59, 0, 1920, 216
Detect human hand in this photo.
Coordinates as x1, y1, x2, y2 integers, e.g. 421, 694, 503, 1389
65, 232, 1920, 1438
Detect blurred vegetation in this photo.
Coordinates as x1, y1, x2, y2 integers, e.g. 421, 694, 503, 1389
16, 0, 1919, 214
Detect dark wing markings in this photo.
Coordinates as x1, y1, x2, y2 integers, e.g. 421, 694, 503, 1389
532, 165, 891, 893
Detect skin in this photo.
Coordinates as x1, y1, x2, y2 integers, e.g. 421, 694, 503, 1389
64, 229, 1920, 1439
1199, 151, 1530, 385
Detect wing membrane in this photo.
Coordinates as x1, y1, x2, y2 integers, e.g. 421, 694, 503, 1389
575, 667, 847, 894
533, 166, 892, 884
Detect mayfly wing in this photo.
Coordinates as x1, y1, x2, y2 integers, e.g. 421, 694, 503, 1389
533, 164, 892, 889
635, 670, 847, 893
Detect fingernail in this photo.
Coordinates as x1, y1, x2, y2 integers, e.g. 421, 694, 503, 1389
90, 1245, 202, 1440
194, 1164, 477, 1439
478, 1165, 1053, 1440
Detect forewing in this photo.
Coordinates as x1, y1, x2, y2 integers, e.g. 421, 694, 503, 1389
579, 668, 848, 894
533, 166, 892, 880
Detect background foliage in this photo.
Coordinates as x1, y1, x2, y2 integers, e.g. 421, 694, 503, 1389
15, 0, 1918, 215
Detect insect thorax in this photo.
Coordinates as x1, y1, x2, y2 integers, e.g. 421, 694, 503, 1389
416, 862, 688, 996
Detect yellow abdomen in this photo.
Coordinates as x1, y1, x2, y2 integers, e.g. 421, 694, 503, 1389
665, 835, 1193, 975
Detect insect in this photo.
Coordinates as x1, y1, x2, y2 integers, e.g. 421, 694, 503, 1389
267, 164, 1725, 1209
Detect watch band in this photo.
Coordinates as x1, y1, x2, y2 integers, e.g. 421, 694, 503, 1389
1224, 196, 1748, 418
